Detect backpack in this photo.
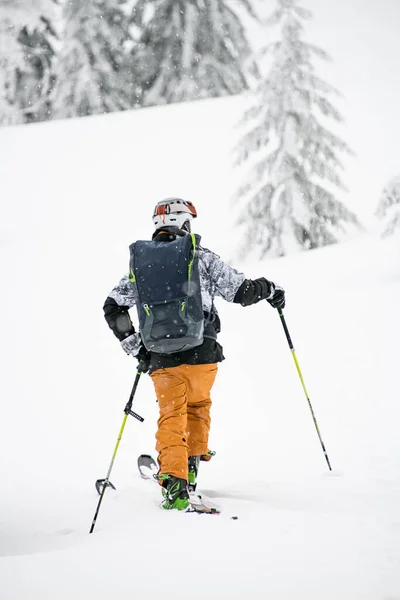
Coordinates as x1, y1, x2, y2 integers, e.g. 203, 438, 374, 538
128, 233, 204, 354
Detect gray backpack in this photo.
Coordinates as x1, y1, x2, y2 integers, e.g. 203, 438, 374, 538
129, 233, 204, 354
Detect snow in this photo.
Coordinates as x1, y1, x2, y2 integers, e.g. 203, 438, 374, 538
2, 15, 400, 598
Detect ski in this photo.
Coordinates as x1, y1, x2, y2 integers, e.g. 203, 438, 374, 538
188, 492, 220, 515
137, 453, 221, 515
186, 505, 220, 515
137, 454, 158, 480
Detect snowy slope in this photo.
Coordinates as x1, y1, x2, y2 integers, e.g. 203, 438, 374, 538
1, 98, 400, 599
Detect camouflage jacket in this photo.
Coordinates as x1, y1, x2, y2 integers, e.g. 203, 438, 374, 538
108, 246, 246, 314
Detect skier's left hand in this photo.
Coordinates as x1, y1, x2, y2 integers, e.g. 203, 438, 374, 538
136, 346, 151, 373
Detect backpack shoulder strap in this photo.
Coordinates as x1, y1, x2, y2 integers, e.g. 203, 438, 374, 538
129, 242, 137, 283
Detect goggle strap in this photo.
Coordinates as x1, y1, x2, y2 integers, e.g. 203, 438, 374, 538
153, 201, 197, 218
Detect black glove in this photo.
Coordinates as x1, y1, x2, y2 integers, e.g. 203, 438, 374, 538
136, 345, 151, 373
267, 282, 286, 309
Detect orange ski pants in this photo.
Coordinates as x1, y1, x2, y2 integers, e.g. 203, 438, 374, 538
150, 363, 218, 481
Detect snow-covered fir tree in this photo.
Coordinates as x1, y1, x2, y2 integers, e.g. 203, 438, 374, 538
234, 0, 359, 258
376, 175, 400, 237
51, 0, 132, 120
0, 0, 55, 125
131, 0, 259, 106
17, 8, 57, 124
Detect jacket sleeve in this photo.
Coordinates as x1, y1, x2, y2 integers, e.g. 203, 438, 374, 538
103, 275, 136, 341
199, 249, 273, 307
200, 249, 246, 302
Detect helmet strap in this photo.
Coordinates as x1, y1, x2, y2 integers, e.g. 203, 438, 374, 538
181, 220, 191, 233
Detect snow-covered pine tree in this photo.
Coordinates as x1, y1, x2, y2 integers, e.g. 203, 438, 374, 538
17, 5, 57, 124
234, 0, 359, 258
131, 0, 259, 106
0, 0, 55, 125
376, 175, 400, 237
51, 0, 132, 120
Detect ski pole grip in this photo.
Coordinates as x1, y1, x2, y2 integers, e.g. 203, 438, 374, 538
277, 308, 294, 350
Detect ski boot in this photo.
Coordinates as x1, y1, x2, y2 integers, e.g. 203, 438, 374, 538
159, 475, 190, 510
188, 451, 216, 492
188, 456, 200, 492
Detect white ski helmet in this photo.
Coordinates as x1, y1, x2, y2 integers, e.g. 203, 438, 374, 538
152, 197, 197, 232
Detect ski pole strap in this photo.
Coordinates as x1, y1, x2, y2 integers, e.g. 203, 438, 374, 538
126, 408, 144, 422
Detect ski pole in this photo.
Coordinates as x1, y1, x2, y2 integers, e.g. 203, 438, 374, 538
89, 369, 144, 534
277, 308, 332, 471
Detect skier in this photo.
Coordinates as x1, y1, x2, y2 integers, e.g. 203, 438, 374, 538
103, 198, 285, 511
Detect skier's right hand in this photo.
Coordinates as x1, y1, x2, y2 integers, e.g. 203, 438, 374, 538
136, 346, 151, 373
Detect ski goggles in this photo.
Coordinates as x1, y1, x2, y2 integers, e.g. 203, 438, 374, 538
153, 200, 197, 218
